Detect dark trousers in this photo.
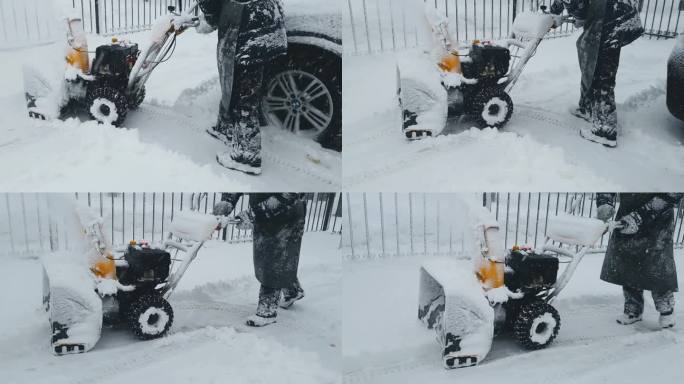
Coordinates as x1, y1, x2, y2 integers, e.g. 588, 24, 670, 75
219, 64, 264, 162
580, 47, 621, 133
623, 286, 675, 316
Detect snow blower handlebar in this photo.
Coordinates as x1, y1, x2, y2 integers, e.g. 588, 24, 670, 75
161, 215, 241, 298
542, 220, 622, 303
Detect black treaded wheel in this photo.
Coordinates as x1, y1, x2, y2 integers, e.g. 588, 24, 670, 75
127, 293, 174, 340
513, 301, 560, 350
86, 86, 129, 127
472, 87, 513, 129
128, 86, 146, 110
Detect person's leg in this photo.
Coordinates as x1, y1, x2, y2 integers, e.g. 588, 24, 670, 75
652, 290, 676, 328
216, 64, 264, 175
280, 277, 305, 309
208, 43, 236, 143
580, 46, 621, 147
246, 284, 281, 327
618, 285, 644, 324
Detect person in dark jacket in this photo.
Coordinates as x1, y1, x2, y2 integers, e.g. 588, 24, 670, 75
197, 0, 287, 175
596, 193, 682, 328
214, 193, 306, 326
551, 0, 643, 147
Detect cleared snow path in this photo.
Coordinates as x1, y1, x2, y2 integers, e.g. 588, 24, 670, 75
0, 233, 341, 384
343, 253, 684, 384
343, 37, 684, 191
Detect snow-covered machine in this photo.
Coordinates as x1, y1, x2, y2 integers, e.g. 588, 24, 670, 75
24, 4, 199, 126
398, 6, 567, 139
418, 214, 614, 369
42, 208, 224, 355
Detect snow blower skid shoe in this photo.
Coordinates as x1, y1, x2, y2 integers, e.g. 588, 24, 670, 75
418, 260, 495, 369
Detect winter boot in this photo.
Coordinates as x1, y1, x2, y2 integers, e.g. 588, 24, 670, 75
579, 124, 617, 148
280, 280, 305, 309
216, 151, 262, 175
659, 312, 675, 329
616, 313, 642, 325
569, 106, 590, 122
206, 122, 233, 145
246, 285, 280, 327
245, 314, 277, 327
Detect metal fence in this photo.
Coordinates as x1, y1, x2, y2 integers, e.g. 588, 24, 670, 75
343, 192, 684, 259
344, 0, 684, 55
70, 0, 196, 35
0, 192, 342, 256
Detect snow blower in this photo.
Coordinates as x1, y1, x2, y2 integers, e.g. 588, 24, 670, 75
418, 214, 618, 369
42, 207, 229, 355
398, 5, 569, 139
24, 3, 200, 126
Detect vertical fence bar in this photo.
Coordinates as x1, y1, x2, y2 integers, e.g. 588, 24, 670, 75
423, 194, 427, 255
395, 193, 400, 255
36, 194, 44, 250
21, 194, 29, 252
346, 193, 355, 259
409, 193, 414, 254
378, 193, 386, 256
363, 193, 371, 257
362, 0, 372, 53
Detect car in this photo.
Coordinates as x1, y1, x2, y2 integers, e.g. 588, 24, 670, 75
263, 0, 342, 152
667, 33, 684, 122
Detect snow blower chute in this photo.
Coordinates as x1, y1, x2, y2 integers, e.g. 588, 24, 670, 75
42, 205, 225, 355
398, 5, 567, 139
24, 3, 200, 126
418, 214, 616, 369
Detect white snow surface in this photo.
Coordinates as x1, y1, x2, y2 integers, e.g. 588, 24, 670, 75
0, 232, 341, 384
0, 31, 340, 191
344, 250, 684, 384
343, 36, 684, 191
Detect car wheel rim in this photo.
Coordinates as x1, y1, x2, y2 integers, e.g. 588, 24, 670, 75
263, 70, 334, 134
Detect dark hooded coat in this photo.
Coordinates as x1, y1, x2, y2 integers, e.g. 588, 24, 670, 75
220, 193, 306, 288
597, 193, 682, 292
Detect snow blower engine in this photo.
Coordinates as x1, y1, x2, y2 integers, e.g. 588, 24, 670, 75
418, 214, 613, 369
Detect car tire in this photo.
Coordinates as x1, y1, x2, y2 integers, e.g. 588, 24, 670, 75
263, 46, 341, 152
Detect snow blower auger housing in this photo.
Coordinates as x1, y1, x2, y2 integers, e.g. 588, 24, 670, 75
398, 5, 566, 140
24, 4, 199, 127
418, 215, 613, 369
43, 210, 221, 355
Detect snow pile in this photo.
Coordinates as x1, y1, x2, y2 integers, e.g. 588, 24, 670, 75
0, 117, 247, 191
169, 211, 220, 242
545, 214, 608, 246
510, 12, 556, 40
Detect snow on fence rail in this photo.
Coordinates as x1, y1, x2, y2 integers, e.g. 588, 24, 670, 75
343, 193, 684, 259
0, 193, 342, 256
344, 0, 684, 55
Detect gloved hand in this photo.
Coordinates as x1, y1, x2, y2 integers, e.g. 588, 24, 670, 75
551, 14, 564, 29
235, 210, 255, 231
618, 212, 641, 235
213, 201, 234, 217
195, 13, 217, 34
596, 204, 615, 222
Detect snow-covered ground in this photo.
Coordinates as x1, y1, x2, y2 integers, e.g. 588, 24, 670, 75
343, 250, 684, 384
0, 232, 341, 384
0, 30, 341, 191
343, 35, 684, 191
